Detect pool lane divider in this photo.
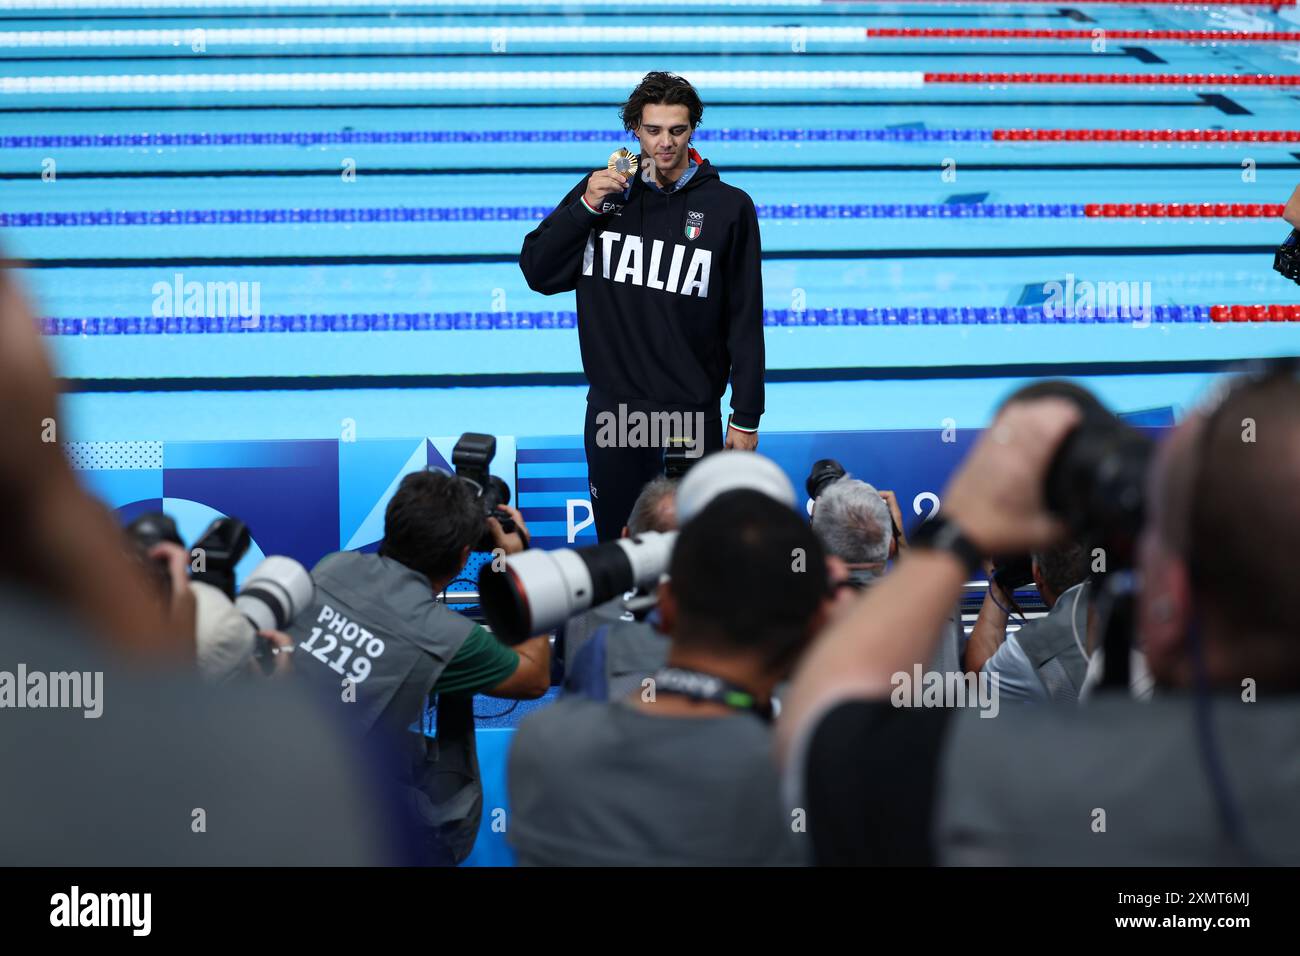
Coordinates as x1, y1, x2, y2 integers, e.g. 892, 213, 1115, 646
0, 202, 1286, 227
6, 71, 1300, 95
4, 24, 1296, 47
925, 72, 1300, 86
0, 9, 1111, 25
844, 0, 1293, 5
5, 0, 1272, 7
9, 161, 1300, 181
0, 25, 1156, 47
0, 95, 1258, 116
6, 245, 1278, 267
994, 129, 1300, 142
868, 28, 1300, 42
8, 127, 1298, 150
0, 69, 930, 94
32, 304, 1300, 337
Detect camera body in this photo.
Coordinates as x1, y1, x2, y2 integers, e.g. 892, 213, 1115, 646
1274, 229, 1300, 286
1043, 419, 1153, 570
452, 432, 517, 552
805, 458, 847, 502
663, 438, 695, 480
124, 512, 184, 598
190, 515, 251, 600
992, 555, 1035, 594
1039, 406, 1156, 691
125, 512, 313, 674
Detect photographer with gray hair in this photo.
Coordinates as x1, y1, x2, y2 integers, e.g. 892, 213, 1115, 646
811, 478, 897, 588
811, 477, 960, 674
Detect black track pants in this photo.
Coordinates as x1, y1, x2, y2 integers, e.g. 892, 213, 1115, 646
582, 398, 724, 542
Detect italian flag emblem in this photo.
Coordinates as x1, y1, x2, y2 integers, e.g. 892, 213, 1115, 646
685, 210, 704, 240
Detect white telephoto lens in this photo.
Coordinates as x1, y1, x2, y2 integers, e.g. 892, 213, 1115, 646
500, 547, 595, 635
614, 530, 677, 590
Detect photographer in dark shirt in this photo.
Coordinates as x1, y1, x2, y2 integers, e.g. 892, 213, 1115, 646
780, 369, 1300, 865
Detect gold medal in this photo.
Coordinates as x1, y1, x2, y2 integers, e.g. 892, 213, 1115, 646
607, 147, 639, 176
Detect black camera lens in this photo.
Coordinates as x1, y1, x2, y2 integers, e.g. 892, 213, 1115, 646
806, 459, 847, 501
1274, 229, 1300, 286
1044, 420, 1154, 568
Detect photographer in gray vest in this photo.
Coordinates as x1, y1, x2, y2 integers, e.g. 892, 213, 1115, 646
562, 476, 676, 701
781, 368, 1300, 865
286, 468, 551, 864
966, 542, 1094, 703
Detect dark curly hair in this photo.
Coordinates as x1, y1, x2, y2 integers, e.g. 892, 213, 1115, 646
619, 71, 704, 138
378, 468, 482, 583
668, 490, 827, 676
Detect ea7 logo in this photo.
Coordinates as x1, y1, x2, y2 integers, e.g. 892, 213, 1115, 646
685, 210, 704, 240
602, 201, 623, 215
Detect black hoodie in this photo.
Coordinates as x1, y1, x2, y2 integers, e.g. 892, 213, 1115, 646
519, 152, 764, 430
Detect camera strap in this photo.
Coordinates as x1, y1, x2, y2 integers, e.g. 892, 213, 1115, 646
650, 667, 774, 722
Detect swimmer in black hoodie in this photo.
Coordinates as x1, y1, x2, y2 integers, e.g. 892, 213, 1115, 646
520, 72, 766, 541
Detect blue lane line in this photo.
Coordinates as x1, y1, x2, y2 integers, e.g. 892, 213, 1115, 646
38, 304, 1214, 336
1, 202, 1088, 227
2, 128, 997, 149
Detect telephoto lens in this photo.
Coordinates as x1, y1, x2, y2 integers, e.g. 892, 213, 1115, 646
478, 531, 677, 645
235, 555, 314, 634
479, 451, 797, 643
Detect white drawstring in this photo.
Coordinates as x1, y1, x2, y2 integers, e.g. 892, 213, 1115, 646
1069, 583, 1089, 662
